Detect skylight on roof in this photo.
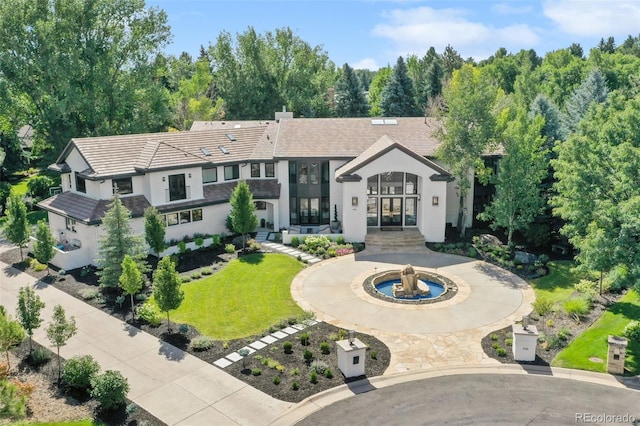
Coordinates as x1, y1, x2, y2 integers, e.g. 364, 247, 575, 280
371, 119, 384, 125
218, 145, 229, 154
226, 133, 236, 142
200, 147, 211, 156
384, 119, 398, 125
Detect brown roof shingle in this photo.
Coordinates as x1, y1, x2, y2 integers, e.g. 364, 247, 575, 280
37, 192, 151, 224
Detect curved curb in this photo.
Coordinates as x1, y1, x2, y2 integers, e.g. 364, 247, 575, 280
269, 364, 639, 425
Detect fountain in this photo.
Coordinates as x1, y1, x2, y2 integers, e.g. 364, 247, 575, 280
365, 264, 455, 304
392, 264, 430, 298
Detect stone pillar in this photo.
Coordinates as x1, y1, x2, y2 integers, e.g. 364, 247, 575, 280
512, 324, 539, 362
336, 338, 367, 378
607, 335, 628, 375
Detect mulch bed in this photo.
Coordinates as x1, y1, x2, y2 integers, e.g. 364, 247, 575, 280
1, 245, 391, 407
482, 292, 625, 366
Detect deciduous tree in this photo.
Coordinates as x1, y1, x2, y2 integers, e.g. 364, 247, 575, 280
45, 305, 77, 382
368, 67, 392, 116
229, 181, 258, 250
153, 256, 184, 331
144, 206, 166, 257
119, 255, 144, 321
0, 308, 25, 371
5, 194, 29, 261
33, 220, 55, 274
16, 286, 45, 354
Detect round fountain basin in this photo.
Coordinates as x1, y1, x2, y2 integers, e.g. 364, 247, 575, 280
375, 279, 445, 300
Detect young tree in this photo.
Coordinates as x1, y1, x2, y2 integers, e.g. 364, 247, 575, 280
96, 194, 147, 289
380, 56, 417, 117
144, 206, 166, 257
16, 286, 45, 354
335, 63, 369, 117
436, 64, 498, 236
0, 308, 25, 370
153, 256, 184, 331
4, 194, 29, 261
33, 220, 56, 274
477, 111, 547, 244
229, 181, 258, 250
119, 255, 144, 321
45, 305, 77, 382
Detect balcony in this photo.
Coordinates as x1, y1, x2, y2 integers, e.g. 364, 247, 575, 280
165, 186, 191, 203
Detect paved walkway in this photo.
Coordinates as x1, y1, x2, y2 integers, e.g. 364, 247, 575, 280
292, 247, 535, 373
254, 231, 322, 264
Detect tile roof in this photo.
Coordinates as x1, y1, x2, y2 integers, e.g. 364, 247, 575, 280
38, 179, 280, 222
56, 127, 277, 179
37, 192, 151, 224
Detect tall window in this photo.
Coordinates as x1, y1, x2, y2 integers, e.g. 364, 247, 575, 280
112, 177, 133, 195
203, 167, 217, 183
75, 172, 86, 193
251, 163, 260, 178
224, 165, 239, 180
168, 174, 187, 201
265, 162, 275, 177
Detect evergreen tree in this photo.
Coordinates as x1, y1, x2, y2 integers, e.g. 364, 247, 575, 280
96, 194, 147, 289
16, 286, 45, 354
597, 36, 616, 54
424, 60, 444, 102
380, 56, 417, 117
530, 94, 564, 146
4, 194, 29, 261
335, 63, 369, 117
561, 68, 609, 136
45, 305, 77, 382
478, 111, 547, 244
33, 220, 55, 274
153, 256, 184, 331
119, 255, 144, 321
229, 181, 258, 250
144, 206, 166, 257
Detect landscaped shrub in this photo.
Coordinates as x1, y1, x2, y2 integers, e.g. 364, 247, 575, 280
310, 360, 328, 374
504, 338, 513, 346
189, 271, 201, 280
299, 332, 310, 346
564, 297, 591, 322
62, 355, 100, 392
194, 237, 204, 247
180, 276, 192, 283
178, 324, 190, 334
291, 381, 299, 390
90, 370, 130, 411
177, 241, 187, 254
0, 380, 27, 420
225, 243, 236, 254
324, 369, 333, 379
29, 259, 47, 272
201, 267, 213, 275
496, 347, 507, 357
532, 297, 554, 317
30, 348, 51, 366
490, 333, 499, 341
303, 349, 313, 363
290, 236, 300, 247
623, 321, 640, 342
546, 319, 554, 328
557, 328, 572, 341
251, 368, 261, 376
283, 341, 293, 353
211, 234, 222, 247
273, 376, 281, 385
574, 279, 599, 300
336, 236, 346, 245
79, 288, 100, 300
290, 367, 299, 376
319, 341, 330, 354
309, 370, 318, 383
604, 264, 633, 292
191, 336, 216, 351
27, 175, 56, 200
137, 302, 161, 326
370, 350, 377, 360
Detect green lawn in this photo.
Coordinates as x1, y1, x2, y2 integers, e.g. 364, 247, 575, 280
552, 290, 640, 375
529, 261, 584, 305
10, 175, 31, 196
160, 253, 305, 340
0, 209, 48, 232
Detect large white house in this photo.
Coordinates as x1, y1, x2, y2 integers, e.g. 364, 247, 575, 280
38, 115, 475, 270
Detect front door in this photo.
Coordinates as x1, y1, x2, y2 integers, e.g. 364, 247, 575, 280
380, 197, 402, 227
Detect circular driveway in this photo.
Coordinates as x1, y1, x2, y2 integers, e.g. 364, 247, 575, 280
292, 250, 534, 334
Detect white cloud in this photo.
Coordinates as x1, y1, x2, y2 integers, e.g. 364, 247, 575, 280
543, 0, 640, 37
371, 6, 541, 61
351, 58, 380, 71
492, 3, 534, 15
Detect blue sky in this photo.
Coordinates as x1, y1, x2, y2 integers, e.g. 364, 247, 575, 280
148, 0, 640, 70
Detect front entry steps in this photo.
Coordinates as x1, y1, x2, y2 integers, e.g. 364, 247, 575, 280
365, 228, 427, 251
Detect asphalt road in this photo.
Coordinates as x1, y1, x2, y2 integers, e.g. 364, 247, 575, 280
297, 374, 639, 425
